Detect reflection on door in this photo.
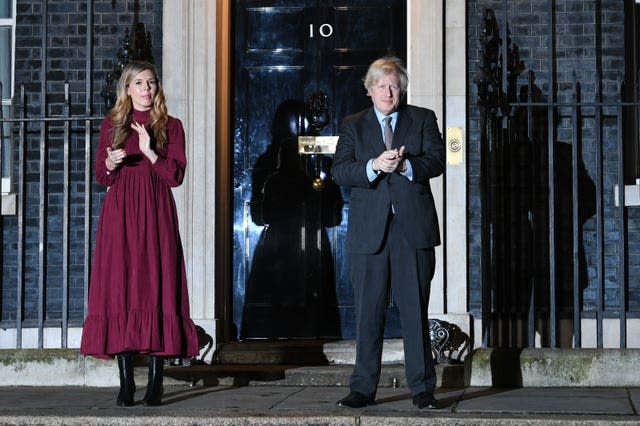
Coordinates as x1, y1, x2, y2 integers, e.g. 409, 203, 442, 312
232, 0, 407, 340
240, 99, 344, 338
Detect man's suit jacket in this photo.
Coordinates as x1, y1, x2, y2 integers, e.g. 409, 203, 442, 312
331, 104, 445, 254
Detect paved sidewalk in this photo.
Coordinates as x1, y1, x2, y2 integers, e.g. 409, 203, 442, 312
0, 385, 639, 425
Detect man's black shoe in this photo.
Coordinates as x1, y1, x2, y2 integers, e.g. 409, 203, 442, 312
337, 391, 374, 408
412, 391, 438, 409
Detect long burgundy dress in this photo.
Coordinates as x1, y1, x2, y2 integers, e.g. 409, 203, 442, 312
80, 108, 199, 360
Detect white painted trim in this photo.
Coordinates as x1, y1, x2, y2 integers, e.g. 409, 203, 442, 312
407, 0, 469, 338
162, 0, 218, 346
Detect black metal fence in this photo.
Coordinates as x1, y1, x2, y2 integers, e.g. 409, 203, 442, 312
475, 5, 640, 349
0, 83, 102, 348
0, 0, 160, 350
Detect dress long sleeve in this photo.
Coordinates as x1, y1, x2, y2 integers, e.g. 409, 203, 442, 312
95, 118, 117, 187
151, 117, 187, 187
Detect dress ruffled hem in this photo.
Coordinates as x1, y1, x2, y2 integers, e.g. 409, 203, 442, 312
80, 310, 200, 360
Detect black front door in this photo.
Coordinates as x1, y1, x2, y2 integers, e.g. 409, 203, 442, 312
232, 0, 407, 340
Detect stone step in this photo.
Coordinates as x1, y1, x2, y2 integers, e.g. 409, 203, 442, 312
163, 362, 465, 388
212, 339, 409, 365
159, 338, 465, 388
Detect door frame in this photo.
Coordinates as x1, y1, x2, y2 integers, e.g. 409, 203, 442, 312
164, 0, 470, 353
215, 0, 233, 345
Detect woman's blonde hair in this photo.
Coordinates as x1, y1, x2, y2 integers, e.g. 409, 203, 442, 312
363, 56, 409, 95
109, 60, 168, 150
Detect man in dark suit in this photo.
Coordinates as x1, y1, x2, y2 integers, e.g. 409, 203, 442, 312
331, 56, 445, 409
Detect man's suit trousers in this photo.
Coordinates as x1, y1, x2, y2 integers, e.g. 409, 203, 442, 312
348, 212, 437, 398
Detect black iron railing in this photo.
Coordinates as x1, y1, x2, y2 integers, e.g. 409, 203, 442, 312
0, 83, 102, 349
475, 5, 640, 349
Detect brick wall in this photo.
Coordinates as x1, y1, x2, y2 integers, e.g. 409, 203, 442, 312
1, 0, 162, 326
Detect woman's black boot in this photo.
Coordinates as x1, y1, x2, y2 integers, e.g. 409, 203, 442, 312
142, 356, 164, 406
116, 353, 136, 406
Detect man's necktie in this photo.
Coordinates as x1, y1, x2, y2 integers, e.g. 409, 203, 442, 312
383, 116, 393, 150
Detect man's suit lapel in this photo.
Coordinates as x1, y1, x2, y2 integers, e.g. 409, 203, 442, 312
363, 108, 385, 153
393, 107, 413, 149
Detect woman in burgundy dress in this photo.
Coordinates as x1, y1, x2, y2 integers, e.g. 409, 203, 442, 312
80, 61, 199, 406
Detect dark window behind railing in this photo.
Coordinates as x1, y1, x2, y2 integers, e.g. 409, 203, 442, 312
623, 0, 640, 180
